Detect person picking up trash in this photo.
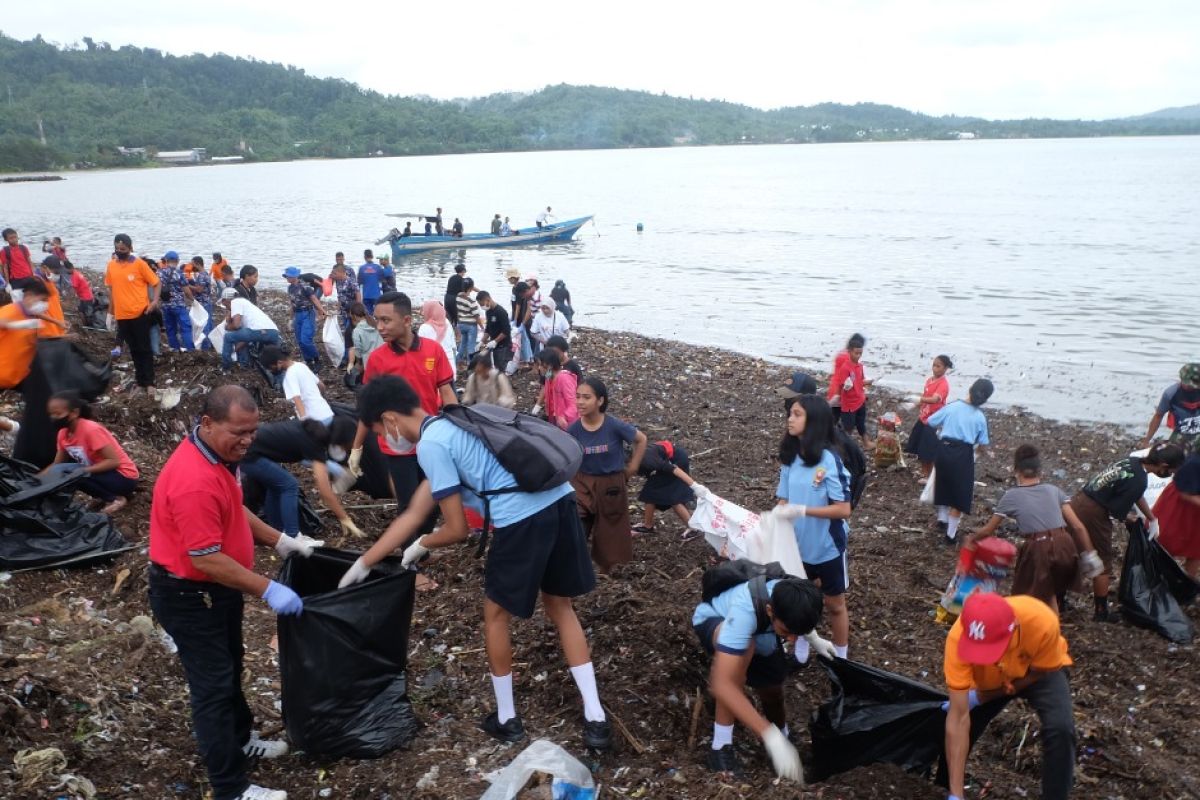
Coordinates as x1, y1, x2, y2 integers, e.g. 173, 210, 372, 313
148, 385, 324, 800
339, 375, 613, 751
941, 592, 1076, 800
692, 565, 825, 780
39, 391, 139, 515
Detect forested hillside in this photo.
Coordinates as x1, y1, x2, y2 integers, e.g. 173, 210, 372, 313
0, 33, 1197, 171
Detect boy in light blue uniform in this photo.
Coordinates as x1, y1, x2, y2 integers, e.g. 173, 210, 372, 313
337, 375, 613, 752
692, 575, 824, 779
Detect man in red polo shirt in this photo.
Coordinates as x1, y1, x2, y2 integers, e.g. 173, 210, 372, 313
148, 385, 322, 800
348, 291, 455, 550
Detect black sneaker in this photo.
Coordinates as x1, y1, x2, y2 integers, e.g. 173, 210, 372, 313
705, 745, 742, 775
479, 711, 526, 743
582, 719, 613, 751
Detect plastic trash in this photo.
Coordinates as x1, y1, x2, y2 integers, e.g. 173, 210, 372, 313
919, 468, 936, 505
206, 321, 226, 353
189, 302, 210, 349
689, 490, 805, 577
277, 547, 420, 758
809, 657, 948, 782
480, 739, 596, 800
36, 338, 112, 401
322, 314, 345, 364
1118, 519, 1196, 643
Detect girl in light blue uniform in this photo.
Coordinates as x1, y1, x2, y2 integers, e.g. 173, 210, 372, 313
774, 395, 854, 659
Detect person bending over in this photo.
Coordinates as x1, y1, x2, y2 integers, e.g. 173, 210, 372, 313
40, 391, 139, 515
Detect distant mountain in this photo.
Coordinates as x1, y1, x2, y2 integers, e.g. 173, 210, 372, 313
1134, 104, 1200, 121
1, 33, 1199, 171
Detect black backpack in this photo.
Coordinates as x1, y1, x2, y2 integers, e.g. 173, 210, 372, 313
834, 429, 868, 509
701, 560, 788, 634
438, 403, 582, 555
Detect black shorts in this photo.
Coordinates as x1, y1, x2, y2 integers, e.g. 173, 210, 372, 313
385, 454, 436, 541
840, 406, 867, 437
485, 494, 596, 618
693, 617, 788, 689
804, 553, 849, 596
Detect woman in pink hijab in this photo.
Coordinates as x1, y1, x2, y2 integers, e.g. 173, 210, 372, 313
418, 299, 458, 378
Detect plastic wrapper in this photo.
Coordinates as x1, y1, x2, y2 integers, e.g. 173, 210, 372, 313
1118, 520, 1197, 643
277, 548, 421, 758
480, 739, 596, 800
206, 320, 226, 352
322, 315, 345, 364
689, 491, 805, 577
809, 657, 948, 782
189, 302, 210, 349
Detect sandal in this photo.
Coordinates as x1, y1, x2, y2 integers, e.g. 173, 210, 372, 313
680, 528, 701, 542
100, 497, 128, 515
631, 524, 655, 536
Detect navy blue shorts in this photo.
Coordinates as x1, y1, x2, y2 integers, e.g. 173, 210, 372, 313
804, 553, 849, 596
484, 494, 596, 618
693, 617, 787, 689
840, 406, 867, 437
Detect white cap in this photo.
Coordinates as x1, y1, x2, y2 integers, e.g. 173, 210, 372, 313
221, 288, 238, 301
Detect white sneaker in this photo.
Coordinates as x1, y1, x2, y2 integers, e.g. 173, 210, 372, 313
242, 734, 289, 759
235, 785, 287, 800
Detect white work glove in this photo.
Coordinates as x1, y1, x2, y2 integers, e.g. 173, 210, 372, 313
804, 631, 837, 661
401, 536, 430, 568
1147, 519, 1161, 541
339, 517, 366, 538
1079, 549, 1104, 580
690, 483, 710, 500
761, 724, 803, 784
347, 446, 363, 477
337, 556, 371, 589
275, 533, 323, 558
486, 340, 497, 350
531, 403, 543, 416
8, 319, 40, 330
773, 504, 808, 521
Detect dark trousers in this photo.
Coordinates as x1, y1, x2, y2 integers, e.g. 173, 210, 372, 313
46, 463, 137, 501
937, 669, 1075, 800
385, 454, 436, 543
117, 313, 155, 387
240, 457, 300, 535
13, 356, 55, 468
148, 570, 253, 800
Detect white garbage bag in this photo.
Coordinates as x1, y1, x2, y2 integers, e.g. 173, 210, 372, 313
919, 468, 936, 505
207, 321, 226, 353
480, 739, 595, 800
323, 315, 345, 364
689, 490, 806, 578
189, 303, 210, 349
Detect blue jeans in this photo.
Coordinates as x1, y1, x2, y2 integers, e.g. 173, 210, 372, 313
292, 308, 317, 363
163, 305, 194, 351
221, 327, 280, 369
47, 462, 138, 501
457, 322, 477, 363
239, 457, 299, 535
149, 323, 161, 356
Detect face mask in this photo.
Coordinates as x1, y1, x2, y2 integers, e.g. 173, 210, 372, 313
328, 445, 347, 462
383, 422, 415, 454
52, 416, 71, 430
27, 300, 49, 315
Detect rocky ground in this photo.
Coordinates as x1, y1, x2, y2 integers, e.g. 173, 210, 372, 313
1, 291, 1196, 800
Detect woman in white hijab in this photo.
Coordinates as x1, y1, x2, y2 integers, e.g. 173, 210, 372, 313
530, 296, 570, 348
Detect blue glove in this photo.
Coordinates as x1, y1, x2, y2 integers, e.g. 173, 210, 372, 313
941, 689, 979, 712
948, 795, 963, 800
262, 581, 303, 616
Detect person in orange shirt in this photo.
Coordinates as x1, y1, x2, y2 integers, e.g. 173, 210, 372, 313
0, 281, 58, 466
210, 251, 229, 282
940, 593, 1075, 800
103, 233, 161, 394
32, 258, 70, 339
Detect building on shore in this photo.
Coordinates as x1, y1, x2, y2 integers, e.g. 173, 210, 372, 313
155, 148, 207, 164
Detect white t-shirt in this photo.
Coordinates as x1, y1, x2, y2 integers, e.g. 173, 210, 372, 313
230, 298, 278, 332
282, 362, 333, 422
418, 322, 458, 377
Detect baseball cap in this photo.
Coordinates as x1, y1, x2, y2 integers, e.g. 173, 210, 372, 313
774, 371, 818, 399
221, 288, 238, 301
283, 266, 302, 279
957, 593, 1016, 664
163, 250, 179, 262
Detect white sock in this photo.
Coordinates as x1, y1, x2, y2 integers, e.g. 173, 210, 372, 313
947, 515, 960, 541
793, 637, 811, 664
937, 505, 949, 523
491, 673, 516, 724
834, 644, 848, 659
569, 662, 606, 723
712, 723, 734, 750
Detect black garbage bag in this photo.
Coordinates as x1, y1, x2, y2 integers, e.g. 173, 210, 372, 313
0, 455, 131, 570
809, 657, 948, 782
36, 337, 112, 401
1118, 520, 1195, 643
277, 548, 421, 758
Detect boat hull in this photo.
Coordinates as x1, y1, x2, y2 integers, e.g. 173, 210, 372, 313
389, 215, 592, 256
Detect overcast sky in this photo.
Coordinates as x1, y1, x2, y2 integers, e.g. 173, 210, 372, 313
4, 1, 1197, 119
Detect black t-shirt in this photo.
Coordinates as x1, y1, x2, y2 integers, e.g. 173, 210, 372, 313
234, 280, 258, 306
563, 358, 583, 379
446, 274, 464, 297
485, 304, 511, 340
244, 420, 325, 464
1082, 457, 1148, 518
551, 286, 570, 305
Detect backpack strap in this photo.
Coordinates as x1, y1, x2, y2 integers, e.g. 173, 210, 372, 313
469, 484, 521, 558
748, 575, 772, 634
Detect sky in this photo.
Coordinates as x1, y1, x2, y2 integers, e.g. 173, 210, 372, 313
4, 0, 1198, 119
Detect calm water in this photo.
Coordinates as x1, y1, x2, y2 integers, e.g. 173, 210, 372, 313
3, 137, 1197, 427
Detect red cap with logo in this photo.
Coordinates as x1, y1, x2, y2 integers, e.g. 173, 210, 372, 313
957, 592, 1017, 664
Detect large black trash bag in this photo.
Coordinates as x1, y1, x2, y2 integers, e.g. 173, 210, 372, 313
36, 338, 112, 401
0, 455, 130, 570
809, 657, 948, 782
1119, 520, 1196, 643
277, 548, 421, 758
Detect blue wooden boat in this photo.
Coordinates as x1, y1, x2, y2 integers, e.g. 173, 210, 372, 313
382, 215, 593, 257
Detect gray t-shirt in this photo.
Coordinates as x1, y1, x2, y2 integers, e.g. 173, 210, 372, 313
994, 483, 1069, 534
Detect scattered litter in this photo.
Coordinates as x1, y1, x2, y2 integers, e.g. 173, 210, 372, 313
480, 740, 595, 800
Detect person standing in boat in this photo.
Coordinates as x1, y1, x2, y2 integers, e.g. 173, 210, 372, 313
491, 214, 503, 235
536, 206, 555, 228
424, 208, 444, 236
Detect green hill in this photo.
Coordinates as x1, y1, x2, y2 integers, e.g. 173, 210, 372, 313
1, 33, 1198, 171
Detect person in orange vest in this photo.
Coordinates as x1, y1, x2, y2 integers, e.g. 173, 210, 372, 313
0, 281, 62, 466
941, 593, 1075, 800
210, 251, 230, 282
104, 234, 161, 395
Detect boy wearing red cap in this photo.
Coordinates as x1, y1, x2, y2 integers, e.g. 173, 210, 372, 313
941, 593, 1075, 800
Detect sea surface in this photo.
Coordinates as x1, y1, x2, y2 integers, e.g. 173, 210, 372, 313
3, 137, 1197, 428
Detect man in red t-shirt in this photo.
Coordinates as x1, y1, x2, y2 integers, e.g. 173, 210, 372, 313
1, 227, 35, 286
148, 385, 323, 800
349, 291, 456, 544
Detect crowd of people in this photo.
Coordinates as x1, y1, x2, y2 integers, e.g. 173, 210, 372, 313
2, 228, 1200, 800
